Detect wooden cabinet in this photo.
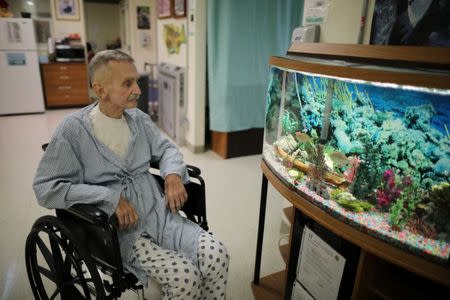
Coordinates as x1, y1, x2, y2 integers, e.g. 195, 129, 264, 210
41, 62, 91, 107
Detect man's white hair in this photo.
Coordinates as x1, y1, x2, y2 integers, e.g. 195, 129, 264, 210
88, 50, 134, 84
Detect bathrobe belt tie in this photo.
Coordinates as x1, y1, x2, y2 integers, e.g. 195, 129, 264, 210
115, 172, 146, 201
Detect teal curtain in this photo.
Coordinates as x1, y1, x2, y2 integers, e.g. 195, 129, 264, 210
207, 0, 303, 132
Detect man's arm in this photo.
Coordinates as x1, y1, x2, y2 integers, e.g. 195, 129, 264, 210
164, 174, 188, 213
33, 137, 121, 216
143, 116, 189, 212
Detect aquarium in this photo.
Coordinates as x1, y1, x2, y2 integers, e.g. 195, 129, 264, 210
263, 61, 450, 264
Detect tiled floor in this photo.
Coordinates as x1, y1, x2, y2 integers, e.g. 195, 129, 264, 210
0, 109, 289, 300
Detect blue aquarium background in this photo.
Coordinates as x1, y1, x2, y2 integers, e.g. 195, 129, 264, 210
264, 66, 450, 246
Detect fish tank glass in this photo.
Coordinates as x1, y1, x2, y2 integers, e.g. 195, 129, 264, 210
263, 55, 450, 264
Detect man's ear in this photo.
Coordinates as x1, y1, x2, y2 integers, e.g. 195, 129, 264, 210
92, 81, 105, 99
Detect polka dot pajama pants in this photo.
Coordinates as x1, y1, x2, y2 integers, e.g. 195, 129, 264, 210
131, 232, 229, 300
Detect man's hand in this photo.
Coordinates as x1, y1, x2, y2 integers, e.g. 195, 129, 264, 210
165, 174, 188, 213
115, 196, 139, 231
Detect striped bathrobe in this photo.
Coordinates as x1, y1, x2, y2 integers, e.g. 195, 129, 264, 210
33, 103, 202, 283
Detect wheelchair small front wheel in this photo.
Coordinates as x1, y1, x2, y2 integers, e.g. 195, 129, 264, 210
25, 215, 106, 299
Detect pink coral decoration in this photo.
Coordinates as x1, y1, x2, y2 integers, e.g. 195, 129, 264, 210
377, 169, 403, 208
343, 155, 362, 183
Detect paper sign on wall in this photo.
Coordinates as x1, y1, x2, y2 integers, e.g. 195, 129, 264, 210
302, 0, 330, 25
296, 226, 345, 300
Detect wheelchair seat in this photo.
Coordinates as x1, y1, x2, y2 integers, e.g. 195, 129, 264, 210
26, 145, 208, 299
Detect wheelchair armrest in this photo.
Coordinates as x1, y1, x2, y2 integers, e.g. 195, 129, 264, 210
63, 204, 111, 226
150, 162, 201, 177
186, 164, 201, 177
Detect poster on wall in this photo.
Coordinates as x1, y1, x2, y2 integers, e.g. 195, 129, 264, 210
54, 0, 80, 21
370, 0, 450, 46
158, 0, 172, 19
137, 6, 150, 29
174, 0, 187, 18
163, 24, 186, 54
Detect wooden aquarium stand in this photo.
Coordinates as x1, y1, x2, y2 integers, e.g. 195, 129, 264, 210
252, 160, 450, 300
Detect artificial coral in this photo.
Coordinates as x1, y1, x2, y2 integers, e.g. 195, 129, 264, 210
377, 169, 402, 208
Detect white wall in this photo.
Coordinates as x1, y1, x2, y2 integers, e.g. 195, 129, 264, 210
155, 1, 204, 151
186, 0, 206, 151
316, 0, 374, 44
84, 2, 120, 51
128, 0, 157, 73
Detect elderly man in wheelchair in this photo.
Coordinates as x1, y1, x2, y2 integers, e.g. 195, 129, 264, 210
27, 50, 229, 300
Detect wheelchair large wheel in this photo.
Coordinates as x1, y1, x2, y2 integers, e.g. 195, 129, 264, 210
25, 215, 106, 299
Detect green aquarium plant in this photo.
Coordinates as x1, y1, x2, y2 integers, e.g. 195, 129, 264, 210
335, 199, 374, 213
331, 188, 374, 212
388, 177, 423, 230
330, 188, 346, 200
427, 182, 450, 211
281, 111, 300, 136
352, 136, 383, 202
288, 168, 304, 180
422, 182, 450, 237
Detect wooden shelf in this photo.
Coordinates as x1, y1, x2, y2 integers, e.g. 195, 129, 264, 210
368, 280, 428, 300
353, 250, 448, 300
251, 271, 286, 300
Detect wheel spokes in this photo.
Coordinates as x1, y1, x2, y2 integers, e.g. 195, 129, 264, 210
49, 287, 60, 300
49, 233, 64, 272
65, 276, 94, 286
37, 266, 56, 282
62, 250, 93, 298
61, 284, 87, 299
35, 235, 56, 273
27, 218, 104, 300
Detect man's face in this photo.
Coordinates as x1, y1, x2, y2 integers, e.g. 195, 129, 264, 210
101, 61, 141, 110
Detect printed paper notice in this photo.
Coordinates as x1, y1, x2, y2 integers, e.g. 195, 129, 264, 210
296, 226, 345, 300
302, 0, 330, 25
292, 281, 315, 300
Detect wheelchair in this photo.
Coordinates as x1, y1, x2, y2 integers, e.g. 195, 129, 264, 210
26, 144, 208, 299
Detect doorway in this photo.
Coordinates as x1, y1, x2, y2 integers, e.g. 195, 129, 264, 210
84, 0, 121, 54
